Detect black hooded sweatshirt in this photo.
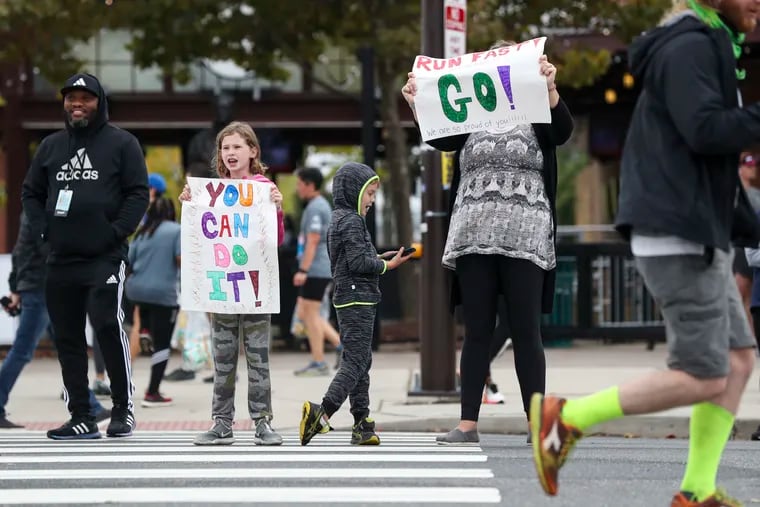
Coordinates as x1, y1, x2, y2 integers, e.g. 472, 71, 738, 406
615, 12, 760, 250
21, 74, 149, 265
327, 162, 386, 307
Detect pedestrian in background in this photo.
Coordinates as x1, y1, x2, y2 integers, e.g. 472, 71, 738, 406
126, 196, 181, 408
292, 167, 343, 376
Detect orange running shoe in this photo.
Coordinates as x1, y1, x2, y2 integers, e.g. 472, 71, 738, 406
671, 488, 743, 507
529, 393, 582, 496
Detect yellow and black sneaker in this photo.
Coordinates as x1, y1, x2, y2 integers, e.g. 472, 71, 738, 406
351, 417, 380, 445
299, 401, 330, 446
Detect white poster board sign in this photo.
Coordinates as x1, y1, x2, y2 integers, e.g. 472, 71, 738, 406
180, 177, 280, 314
413, 37, 551, 142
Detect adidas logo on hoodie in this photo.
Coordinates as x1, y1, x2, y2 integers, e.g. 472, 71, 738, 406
56, 148, 99, 181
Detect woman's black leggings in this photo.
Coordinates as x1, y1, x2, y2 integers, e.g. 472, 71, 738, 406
456, 254, 546, 421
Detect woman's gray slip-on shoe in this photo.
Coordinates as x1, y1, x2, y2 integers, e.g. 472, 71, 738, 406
435, 428, 479, 445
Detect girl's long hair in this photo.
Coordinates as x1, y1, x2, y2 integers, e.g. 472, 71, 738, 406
135, 197, 176, 238
212, 121, 268, 178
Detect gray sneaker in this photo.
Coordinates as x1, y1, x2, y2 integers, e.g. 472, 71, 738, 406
194, 421, 235, 446
254, 418, 283, 446
435, 428, 479, 446
293, 361, 330, 377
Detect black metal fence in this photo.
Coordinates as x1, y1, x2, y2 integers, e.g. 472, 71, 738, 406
273, 241, 667, 348
542, 242, 665, 347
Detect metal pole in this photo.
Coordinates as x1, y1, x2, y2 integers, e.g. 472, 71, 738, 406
416, 0, 457, 394
357, 46, 382, 351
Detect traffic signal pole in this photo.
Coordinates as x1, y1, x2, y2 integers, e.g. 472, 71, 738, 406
412, 0, 457, 396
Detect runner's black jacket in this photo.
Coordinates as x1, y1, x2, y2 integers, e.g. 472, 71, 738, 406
615, 13, 760, 250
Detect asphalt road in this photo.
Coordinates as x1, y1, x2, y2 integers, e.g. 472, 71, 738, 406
0, 431, 757, 506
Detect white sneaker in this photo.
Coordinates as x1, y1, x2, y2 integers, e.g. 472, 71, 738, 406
482, 383, 505, 404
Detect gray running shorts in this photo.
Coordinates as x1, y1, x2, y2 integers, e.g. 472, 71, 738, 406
635, 249, 756, 379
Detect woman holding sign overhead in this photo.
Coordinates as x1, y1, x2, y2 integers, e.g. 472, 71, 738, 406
180, 121, 286, 446
402, 40, 573, 445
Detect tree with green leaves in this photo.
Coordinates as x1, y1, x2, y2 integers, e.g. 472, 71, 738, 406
468, 0, 673, 87
0, 0, 111, 85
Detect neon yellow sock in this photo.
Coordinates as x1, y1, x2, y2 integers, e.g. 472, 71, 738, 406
680, 402, 734, 501
560, 386, 624, 432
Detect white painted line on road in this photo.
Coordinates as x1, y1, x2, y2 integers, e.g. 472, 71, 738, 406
0, 453, 487, 464
0, 434, 441, 441
0, 431, 442, 438
0, 487, 501, 504
0, 467, 494, 480
0, 445, 479, 453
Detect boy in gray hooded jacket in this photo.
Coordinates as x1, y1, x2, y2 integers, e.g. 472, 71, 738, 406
299, 162, 412, 446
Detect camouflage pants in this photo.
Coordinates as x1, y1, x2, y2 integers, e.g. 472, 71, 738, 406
210, 313, 272, 425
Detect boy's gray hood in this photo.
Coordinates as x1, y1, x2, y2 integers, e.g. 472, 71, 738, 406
332, 162, 379, 215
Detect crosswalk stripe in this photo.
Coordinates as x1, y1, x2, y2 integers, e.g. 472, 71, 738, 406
0, 468, 494, 480
0, 431, 500, 504
0, 453, 487, 463
0, 432, 440, 440
0, 487, 502, 504
0, 445, 480, 453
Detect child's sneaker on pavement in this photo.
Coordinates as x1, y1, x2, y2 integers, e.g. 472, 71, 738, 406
529, 393, 582, 496
351, 417, 380, 445
482, 383, 505, 404
92, 379, 111, 398
141, 393, 173, 408
299, 401, 330, 446
253, 418, 283, 446
47, 418, 101, 440
107, 406, 135, 437
435, 428, 479, 445
194, 421, 235, 445
670, 488, 743, 507
294, 361, 330, 377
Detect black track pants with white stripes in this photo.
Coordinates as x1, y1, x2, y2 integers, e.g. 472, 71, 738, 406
46, 259, 134, 420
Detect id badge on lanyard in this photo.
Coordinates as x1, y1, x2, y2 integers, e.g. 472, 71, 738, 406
54, 187, 73, 217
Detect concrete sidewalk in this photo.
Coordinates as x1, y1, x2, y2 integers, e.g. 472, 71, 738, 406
3, 342, 760, 439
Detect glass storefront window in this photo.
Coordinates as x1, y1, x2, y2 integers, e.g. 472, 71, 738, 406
34, 30, 359, 95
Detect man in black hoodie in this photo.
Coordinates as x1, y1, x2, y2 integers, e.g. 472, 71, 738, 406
22, 73, 149, 440
529, 1, 760, 506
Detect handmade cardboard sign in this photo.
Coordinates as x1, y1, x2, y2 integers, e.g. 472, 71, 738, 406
413, 37, 551, 142
180, 177, 280, 314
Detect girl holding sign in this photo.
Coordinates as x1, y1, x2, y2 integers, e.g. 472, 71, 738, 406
180, 121, 285, 446
402, 42, 573, 445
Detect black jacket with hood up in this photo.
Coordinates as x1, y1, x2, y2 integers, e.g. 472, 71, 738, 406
327, 162, 386, 308
616, 12, 760, 250
21, 73, 149, 265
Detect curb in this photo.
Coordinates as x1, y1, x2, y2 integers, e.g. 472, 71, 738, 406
375, 416, 760, 440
